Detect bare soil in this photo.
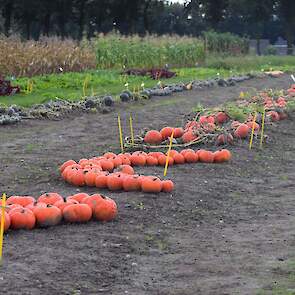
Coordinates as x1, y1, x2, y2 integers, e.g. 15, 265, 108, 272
0, 74, 294, 295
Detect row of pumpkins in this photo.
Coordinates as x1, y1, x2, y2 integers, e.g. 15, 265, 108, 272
60, 148, 232, 192
0, 193, 117, 232
143, 95, 289, 146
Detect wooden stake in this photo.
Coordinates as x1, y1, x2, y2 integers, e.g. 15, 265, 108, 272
249, 112, 257, 150
129, 114, 134, 146
0, 193, 7, 264
260, 108, 266, 148
164, 130, 174, 177
118, 114, 124, 153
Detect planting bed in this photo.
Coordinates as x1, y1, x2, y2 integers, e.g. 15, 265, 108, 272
0, 74, 294, 294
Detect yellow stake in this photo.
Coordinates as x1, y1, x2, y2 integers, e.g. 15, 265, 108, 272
118, 114, 124, 153
0, 193, 7, 264
129, 114, 134, 146
260, 108, 266, 148
164, 130, 174, 177
249, 112, 257, 150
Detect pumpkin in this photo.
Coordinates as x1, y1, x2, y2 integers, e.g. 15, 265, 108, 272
5, 204, 22, 213
144, 130, 163, 144
38, 192, 63, 205
6, 196, 35, 207
59, 160, 77, 173
122, 175, 141, 191
180, 149, 195, 156
34, 205, 62, 227
146, 156, 158, 166
231, 121, 241, 129
84, 169, 100, 186
182, 130, 198, 143
173, 127, 184, 138
216, 133, 234, 145
267, 111, 280, 122
54, 198, 79, 213
68, 169, 85, 186
173, 153, 185, 164
110, 156, 123, 168
103, 152, 117, 159
185, 121, 200, 130
184, 151, 198, 163
63, 204, 92, 223
107, 173, 123, 191
158, 155, 174, 166
67, 193, 89, 203
117, 165, 134, 175
25, 201, 47, 213
141, 176, 162, 193
215, 112, 228, 124
79, 159, 90, 167
162, 180, 174, 192
95, 172, 109, 188
198, 150, 214, 163
160, 127, 174, 140
0, 211, 11, 232
9, 208, 35, 230
148, 152, 164, 159
62, 165, 80, 181
234, 124, 249, 139
130, 153, 146, 166
82, 194, 103, 211
213, 149, 232, 163
118, 155, 131, 165
169, 150, 179, 158
246, 121, 260, 131
98, 159, 114, 172
93, 196, 117, 221
199, 115, 215, 124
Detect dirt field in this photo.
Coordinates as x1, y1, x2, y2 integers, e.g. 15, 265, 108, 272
0, 74, 294, 295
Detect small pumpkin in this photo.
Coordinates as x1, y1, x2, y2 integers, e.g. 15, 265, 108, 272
68, 169, 85, 186
54, 198, 79, 213
234, 123, 249, 139
130, 153, 146, 166
34, 205, 62, 227
160, 127, 174, 140
67, 193, 89, 203
198, 150, 214, 163
93, 196, 117, 222
184, 151, 198, 163
173, 153, 185, 164
38, 193, 63, 205
146, 155, 158, 166
141, 176, 162, 193
63, 203, 92, 223
59, 160, 77, 173
84, 169, 100, 186
25, 201, 47, 214
6, 196, 35, 207
9, 208, 35, 230
215, 112, 229, 124
173, 127, 184, 138
162, 180, 174, 192
98, 159, 114, 172
107, 173, 123, 191
82, 194, 103, 211
213, 149, 232, 163
158, 155, 174, 166
122, 175, 141, 191
95, 172, 109, 188
144, 130, 163, 144
117, 165, 134, 175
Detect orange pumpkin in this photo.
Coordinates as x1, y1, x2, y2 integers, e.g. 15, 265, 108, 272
144, 130, 163, 144
110, 156, 123, 168
25, 201, 47, 214
95, 172, 109, 188
103, 152, 117, 159
6, 196, 35, 207
82, 194, 103, 211
63, 204, 92, 223
148, 152, 164, 159
69, 169, 85, 186
184, 151, 198, 163
173, 127, 184, 138
59, 160, 77, 173
158, 155, 174, 166
215, 112, 228, 124
34, 205, 62, 227
107, 173, 123, 191
246, 121, 260, 131
38, 192, 63, 205
130, 153, 146, 166
118, 155, 131, 165
216, 133, 234, 145
54, 198, 79, 213
180, 149, 195, 156
98, 159, 114, 172
160, 127, 174, 140
9, 208, 35, 230
146, 156, 159, 166
84, 169, 100, 186
67, 193, 89, 203
267, 111, 280, 122
122, 175, 141, 191
117, 165, 134, 175
5, 204, 22, 213
198, 150, 214, 163
0, 211, 11, 232
182, 130, 198, 143
173, 153, 185, 164
162, 180, 174, 193
234, 123, 249, 139
141, 176, 162, 193
213, 149, 232, 163
93, 196, 117, 221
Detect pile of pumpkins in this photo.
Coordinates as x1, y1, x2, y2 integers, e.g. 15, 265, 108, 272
0, 193, 117, 232
60, 149, 232, 192
144, 93, 290, 147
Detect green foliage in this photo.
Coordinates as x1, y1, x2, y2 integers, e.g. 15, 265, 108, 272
203, 31, 249, 55
94, 33, 206, 69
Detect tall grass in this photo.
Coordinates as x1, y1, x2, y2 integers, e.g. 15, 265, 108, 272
94, 33, 205, 69
0, 35, 96, 78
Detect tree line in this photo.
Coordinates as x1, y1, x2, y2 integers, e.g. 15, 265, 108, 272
0, 0, 294, 53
